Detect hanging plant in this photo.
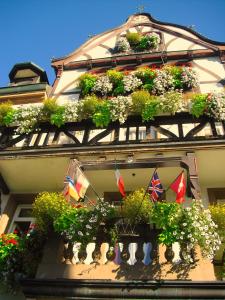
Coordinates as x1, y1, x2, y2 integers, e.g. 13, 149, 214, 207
206, 91, 225, 121
142, 99, 160, 121
190, 94, 208, 118
0, 101, 15, 126
109, 95, 132, 124
92, 101, 111, 128
115, 32, 161, 53
78, 73, 97, 96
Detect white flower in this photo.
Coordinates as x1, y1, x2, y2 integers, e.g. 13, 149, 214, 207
115, 37, 131, 52
123, 74, 142, 93
109, 95, 132, 124
78, 231, 83, 236
92, 76, 113, 96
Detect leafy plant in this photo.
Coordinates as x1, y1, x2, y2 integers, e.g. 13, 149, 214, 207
50, 106, 65, 127
121, 188, 153, 224
0, 101, 15, 126
0, 230, 46, 291
78, 95, 100, 120
159, 91, 183, 114
164, 65, 183, 89
54, 199, 116, 244
209, 203, 225, 240
92, 101, 111, 127
131, 90, 152, 114
106, 70, 124, 85
151, 202, 183, 246
142, 99, 159, 121
32, 192, 70, 232
78, 73, 97, 96
190, 94, 207, 118
43, 98, 59, 116
126, 32, 141, 46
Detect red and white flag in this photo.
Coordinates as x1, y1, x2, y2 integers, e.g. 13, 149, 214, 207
170, 171, 186, 204
115, 169, 126, 197
74, 167, 90, 199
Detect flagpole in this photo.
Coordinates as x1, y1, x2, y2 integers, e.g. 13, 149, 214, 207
133, 168, 158, 223
73, 159, 102, 202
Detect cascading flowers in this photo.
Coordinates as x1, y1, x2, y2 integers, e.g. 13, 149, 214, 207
175, 200, 221, 263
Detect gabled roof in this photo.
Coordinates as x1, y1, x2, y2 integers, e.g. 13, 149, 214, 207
51, 12, 225, 67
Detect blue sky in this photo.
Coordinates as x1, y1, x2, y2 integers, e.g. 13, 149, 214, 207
0, 0, 225, 86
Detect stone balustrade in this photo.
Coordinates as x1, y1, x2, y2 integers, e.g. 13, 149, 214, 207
62, 240, 183, 266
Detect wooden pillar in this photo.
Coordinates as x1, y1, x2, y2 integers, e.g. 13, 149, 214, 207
182, 152, 201, 199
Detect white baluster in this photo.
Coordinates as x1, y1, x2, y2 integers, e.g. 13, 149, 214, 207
99, 243, 109, 264
172, 242, 182, 264
72, 242, 81, 264
84, 242, 96, 265
114, 243, 123, 265
142, 242, 152, 265
127, 243, 138, 265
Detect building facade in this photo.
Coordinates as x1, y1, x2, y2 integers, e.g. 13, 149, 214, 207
0, 13, 225, 299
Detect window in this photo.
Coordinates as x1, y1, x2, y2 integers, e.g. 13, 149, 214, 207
208, 188, 225, 205
104, 192, 128, 206
8, 204, 35, 235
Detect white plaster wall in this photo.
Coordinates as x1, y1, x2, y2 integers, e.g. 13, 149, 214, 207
164, 32, 207, 51
56, 93, 80, 105
86, 45, 113, 58
165, 25, 202, 39
193, 57, 225, 93
53, 69, 87, 96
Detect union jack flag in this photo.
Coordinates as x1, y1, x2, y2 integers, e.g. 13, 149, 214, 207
148, 171, 163, 202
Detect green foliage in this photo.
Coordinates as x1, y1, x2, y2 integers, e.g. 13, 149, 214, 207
106, 70, 125, 96
159, 91, 183, 114
32, 192, 70, 232
106, 70, 124, 85
142, 99, 159, 121
151, 202, 183, 246
0, 233, 19, 266
131, 90, 152, 114
164, 65, 183, 89
78, 95, 100, 120
136, 36, 150, 51
0, 101, 15, 126
50, 106, 65, 127
54, 199, 116, 245
92, 101, 111, 127
78, 73, 97, 96
126, 32, 141, 46
113, 83, 125, 96
0, 230, 46, 291
43, 98, 59, 116
121, 188, 153, 224
190, 94, 207, 118
135, 67, 156, 92
209, 203, 225, 240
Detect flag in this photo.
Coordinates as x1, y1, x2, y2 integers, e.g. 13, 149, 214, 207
74, 167, 90, 199
170, 171, 186, 204
64, 164, 90, 201
148, 170, 163, 202
115, 169, 126, 197
65, 175, 79, 201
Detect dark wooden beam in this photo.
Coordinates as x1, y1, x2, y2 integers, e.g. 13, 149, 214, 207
0, 173, 9, 194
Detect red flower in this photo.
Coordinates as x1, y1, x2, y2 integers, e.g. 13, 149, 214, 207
6, 238, 18, 245
13, 230, 18, 234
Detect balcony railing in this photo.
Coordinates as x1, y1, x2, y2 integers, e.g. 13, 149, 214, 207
0, 114, 225, 153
